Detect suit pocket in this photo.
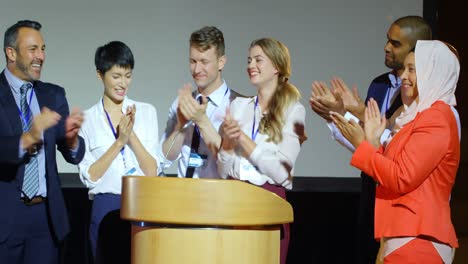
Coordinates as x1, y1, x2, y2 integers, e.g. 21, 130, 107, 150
392, 195, 421, 215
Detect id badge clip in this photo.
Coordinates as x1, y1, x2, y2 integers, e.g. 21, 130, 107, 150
188, 153, 207, 168
125, 167, 138, 175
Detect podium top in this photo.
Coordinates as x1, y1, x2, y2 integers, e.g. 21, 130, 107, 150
121, 176, 293, 226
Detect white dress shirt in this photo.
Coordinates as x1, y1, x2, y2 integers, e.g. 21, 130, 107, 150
78, 97, 160, 199
159, 81, 231, 178
217, 96, 306, 190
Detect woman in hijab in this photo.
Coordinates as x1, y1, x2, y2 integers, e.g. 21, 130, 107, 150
331, 40, 460, 263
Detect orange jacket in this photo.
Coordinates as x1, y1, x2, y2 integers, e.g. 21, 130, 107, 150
351, 101, 459, 248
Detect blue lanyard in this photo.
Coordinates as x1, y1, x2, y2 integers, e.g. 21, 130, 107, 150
251, 97, 260, 141
17, 88, 35, 125
101, 99, 126, 157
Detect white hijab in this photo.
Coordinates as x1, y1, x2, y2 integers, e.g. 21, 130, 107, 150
394, 40, 459, 130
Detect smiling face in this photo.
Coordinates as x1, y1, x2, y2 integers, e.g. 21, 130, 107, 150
384, 24, 413, 73
189, 46, 225, 95
99, 65, 132, 104
6, 27, 45, 81
247, 45, 278, 88
399, 52, 418, 106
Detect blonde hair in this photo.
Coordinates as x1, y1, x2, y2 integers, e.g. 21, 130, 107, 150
249, 38, 301, 144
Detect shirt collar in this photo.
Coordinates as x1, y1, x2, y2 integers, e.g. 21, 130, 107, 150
195, 80, 228, 107
98, 96, 132, 114
4, 67, 32, 94
388, 72, 401, 89
248, 96, 266, 114
248, 96, 257, 105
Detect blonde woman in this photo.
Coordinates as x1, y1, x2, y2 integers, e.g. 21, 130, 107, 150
217, 38, 307, 264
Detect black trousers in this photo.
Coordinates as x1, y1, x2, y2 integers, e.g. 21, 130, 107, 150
356, 174, 380, 264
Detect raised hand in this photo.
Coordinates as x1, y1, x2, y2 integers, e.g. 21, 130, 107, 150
177, 83, 209, 125
220, 107, 242, 152
22, 107, 61, 151
309, 81, 345, 121
116, 106, 135, 146
329, 111, 365, 149
176, 83, 193, 127
330, 77, 365, 121
127, 104, 139, 145
364, 99, 386, 148
65, 107, 84, 149
33, 107, 62, 141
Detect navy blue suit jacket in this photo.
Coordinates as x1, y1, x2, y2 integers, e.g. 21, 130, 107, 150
0, 70, 85, 242
365, 72, 402, 117
356, 72, 402, 263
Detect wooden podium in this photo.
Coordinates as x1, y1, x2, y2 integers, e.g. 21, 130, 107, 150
121, 176, 293, 264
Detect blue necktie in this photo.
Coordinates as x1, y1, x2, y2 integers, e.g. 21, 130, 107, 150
20, 83, 39, 199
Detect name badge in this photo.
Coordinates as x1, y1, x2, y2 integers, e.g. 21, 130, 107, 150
188, 153, 207, 168
125, 167, 137, 175
239, 157, 262, 181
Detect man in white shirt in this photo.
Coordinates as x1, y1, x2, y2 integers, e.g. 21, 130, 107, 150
160, 26, 242, 178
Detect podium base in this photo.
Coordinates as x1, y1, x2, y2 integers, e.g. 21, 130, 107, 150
131, 225, 280, 264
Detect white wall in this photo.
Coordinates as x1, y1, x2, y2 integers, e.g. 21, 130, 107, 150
0, 0, 422, 177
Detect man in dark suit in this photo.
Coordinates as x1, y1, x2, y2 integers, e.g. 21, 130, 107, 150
310, 16, 432, 263
0, 20, 85, 264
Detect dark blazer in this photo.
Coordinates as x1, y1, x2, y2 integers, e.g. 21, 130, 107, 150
357, 72, 402, 264
0, 70, 85, 242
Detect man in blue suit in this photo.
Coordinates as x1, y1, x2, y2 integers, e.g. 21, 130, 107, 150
0, 20, 85, 264
310, 16, 432, 263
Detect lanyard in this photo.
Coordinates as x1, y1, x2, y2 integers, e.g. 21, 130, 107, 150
101, 99, 126, 159
17, 88, 35, 125
251, 97, 260, 141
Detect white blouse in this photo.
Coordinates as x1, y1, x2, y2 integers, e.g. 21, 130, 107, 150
78, 97, 160, 199
217, 96, 306, 189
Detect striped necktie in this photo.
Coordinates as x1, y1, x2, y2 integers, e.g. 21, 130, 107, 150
20, 83, 39, 199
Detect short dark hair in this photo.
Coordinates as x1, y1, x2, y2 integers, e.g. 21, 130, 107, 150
393, 16, 432, 48
4, 20, 42, 55
94, 41, 134, 74
190, 26, 225, 57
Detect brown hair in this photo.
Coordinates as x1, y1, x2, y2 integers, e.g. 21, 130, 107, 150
190, 26, 225, 58
250, 38, 301, 144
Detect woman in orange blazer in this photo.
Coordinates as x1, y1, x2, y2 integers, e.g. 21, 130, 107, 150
331, 40, 460, 263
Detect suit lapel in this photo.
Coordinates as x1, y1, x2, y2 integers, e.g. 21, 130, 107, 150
34, 81, 53, 110
0, 71, 23, 134
374, 83, 390, 107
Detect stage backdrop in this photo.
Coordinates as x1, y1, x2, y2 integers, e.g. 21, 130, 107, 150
0, 0, 422, 177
